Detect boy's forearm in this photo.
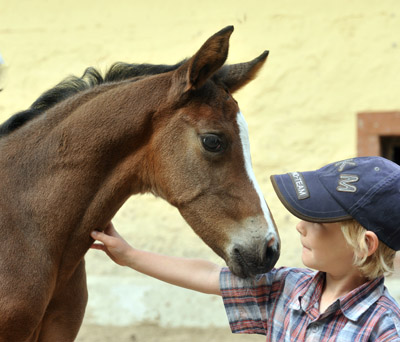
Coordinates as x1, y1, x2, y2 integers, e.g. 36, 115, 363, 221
126, 248, 222, 296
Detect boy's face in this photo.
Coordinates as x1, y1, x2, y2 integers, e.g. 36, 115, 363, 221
296, 221, 357, 276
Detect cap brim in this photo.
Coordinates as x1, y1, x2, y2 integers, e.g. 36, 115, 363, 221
270, 172, 352, 223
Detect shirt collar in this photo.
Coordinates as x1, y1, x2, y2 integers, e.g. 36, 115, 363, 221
288, 271, 324, 315
338, 276, 385, 321
288, 271, 385, 322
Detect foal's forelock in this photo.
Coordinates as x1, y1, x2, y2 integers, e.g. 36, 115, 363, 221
236, 111, 277, 238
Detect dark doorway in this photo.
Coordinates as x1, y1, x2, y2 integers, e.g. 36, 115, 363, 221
380, 136, 400, 165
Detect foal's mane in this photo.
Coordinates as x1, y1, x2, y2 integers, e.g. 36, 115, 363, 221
0, 61, 185, 137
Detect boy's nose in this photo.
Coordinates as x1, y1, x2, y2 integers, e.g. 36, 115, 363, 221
296, 221, 306, 235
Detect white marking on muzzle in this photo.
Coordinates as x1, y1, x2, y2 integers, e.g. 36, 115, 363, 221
236, 111, 277, 237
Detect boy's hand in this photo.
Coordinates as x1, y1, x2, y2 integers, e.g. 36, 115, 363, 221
90, 222, 133, 267
91, 222, 222, 295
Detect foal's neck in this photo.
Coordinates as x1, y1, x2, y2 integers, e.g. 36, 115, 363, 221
4, 75, 170, 268
58, 76, 170, 225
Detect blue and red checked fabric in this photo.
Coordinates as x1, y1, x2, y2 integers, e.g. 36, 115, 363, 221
220, 267, 400, 341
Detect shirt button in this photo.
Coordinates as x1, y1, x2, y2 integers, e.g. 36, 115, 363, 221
311, 324, 320, 333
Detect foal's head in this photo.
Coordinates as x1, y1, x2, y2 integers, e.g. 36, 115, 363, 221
148, 26, 280, 278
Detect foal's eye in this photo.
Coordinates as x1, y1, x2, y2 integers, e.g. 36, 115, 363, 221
201, 134, 225, 153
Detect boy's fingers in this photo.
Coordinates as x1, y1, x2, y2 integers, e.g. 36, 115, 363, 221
91, 230, 112, 244
106, 223, 120, 237
90, 230, 100, 239
90, 243, 105, 251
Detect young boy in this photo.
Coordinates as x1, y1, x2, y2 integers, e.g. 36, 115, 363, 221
91, 156, 400, 341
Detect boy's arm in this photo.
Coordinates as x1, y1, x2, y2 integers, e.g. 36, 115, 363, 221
125, 248, 222, 295
91, 223, 222, 296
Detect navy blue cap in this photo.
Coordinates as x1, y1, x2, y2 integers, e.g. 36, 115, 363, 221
271, 156, 400, 251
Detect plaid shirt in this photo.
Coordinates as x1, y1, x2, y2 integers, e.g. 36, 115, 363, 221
220, 267, 400, 341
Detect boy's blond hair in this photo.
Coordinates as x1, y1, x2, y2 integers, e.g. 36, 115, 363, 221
341, 220, 396, 280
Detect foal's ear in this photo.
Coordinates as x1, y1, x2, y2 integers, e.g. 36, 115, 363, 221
173, 26, 234, 94
217, 51, 269, 93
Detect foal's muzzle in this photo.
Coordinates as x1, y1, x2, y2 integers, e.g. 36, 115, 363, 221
229, 236, 280, 278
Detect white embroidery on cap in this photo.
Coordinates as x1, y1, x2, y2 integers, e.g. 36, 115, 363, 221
289, 172, 310, 200
337, 174, 359, 192
335, 159, 357, 172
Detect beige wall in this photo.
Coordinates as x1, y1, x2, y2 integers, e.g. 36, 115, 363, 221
1, 0, 399, 328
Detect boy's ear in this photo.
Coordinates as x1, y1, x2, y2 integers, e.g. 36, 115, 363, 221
365, 231, 379, 256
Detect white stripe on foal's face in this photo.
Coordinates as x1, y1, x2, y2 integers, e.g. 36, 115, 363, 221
236, 111, 277, 237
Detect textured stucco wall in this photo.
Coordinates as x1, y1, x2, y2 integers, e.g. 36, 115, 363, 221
1, 0, 399, 328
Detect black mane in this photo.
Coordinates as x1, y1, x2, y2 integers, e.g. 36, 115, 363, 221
0, 60, 185, 137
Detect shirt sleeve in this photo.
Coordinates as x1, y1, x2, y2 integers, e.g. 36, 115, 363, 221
219, 266, 291, 335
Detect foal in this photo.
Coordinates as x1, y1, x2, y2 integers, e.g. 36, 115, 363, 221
0, 26, 279, 341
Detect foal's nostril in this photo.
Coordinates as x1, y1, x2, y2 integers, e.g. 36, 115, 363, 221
267, 236, 275, 247
233, 247, 247, 266
264, 243, 280, 271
